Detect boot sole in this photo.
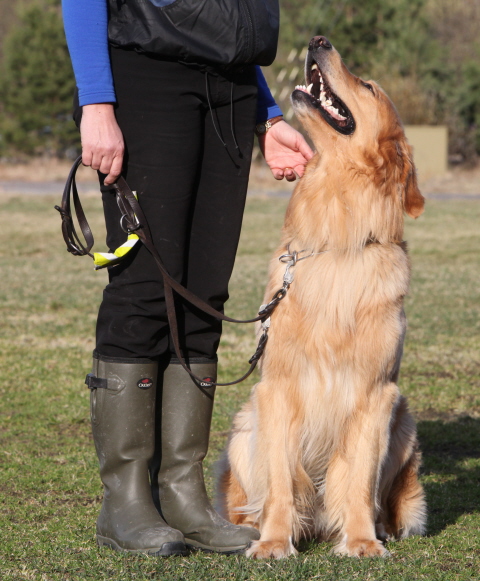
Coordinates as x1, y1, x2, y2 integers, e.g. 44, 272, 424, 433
97, 536, 188, 556
185, 538, 251, 555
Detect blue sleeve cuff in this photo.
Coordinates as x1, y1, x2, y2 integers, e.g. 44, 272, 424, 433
255, 66, 282, 123
79, 91, 117, 106
62, 0, 116, 107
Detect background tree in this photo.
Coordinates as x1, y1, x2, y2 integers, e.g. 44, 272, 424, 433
0, 0, 79, 158
425, 0, 480, 163
0, 0, 18, 61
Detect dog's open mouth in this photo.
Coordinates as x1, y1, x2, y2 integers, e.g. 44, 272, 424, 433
293, 56, 355, 135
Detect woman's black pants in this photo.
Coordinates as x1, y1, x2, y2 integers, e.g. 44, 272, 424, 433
93, 48, 258, 362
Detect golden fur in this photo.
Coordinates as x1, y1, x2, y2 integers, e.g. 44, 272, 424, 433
217, 37, 427, 558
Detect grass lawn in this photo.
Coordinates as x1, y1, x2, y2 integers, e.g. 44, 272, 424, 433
1, 190, 479, 580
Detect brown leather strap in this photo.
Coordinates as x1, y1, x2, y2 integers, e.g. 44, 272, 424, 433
112, 177, 277, 387
55, 156, 95, 258
113, 177, 274, 324
56, 158, 283, 387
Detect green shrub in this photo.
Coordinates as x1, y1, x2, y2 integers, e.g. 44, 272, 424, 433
0, 0, 79, 158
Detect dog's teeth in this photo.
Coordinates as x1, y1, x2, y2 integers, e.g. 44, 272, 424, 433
320, 92, 326, 103
324, 104, 347, 121
307, 83, 313, 94
325, 99, 332, 106
311, 63, 318, 71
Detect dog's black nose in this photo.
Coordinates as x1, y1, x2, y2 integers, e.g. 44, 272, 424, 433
309, 36, 332, 50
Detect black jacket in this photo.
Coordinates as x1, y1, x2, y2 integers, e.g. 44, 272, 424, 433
108, 0, 279, 67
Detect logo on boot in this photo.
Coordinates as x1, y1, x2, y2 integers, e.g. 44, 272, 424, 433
137, 377, 153, 389
200, 377, 215, 388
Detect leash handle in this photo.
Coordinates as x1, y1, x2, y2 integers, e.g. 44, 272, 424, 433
54, 155, 94, 258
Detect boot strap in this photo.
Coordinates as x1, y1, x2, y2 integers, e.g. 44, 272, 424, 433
85, 373, 108, 390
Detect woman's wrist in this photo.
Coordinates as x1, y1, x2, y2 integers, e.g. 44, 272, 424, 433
254, 115, 284, 136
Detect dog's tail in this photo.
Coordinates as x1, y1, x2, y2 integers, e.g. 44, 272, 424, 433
385, 448, 427, 538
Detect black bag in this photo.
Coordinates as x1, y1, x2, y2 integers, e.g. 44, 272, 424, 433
108, 0, 279, 67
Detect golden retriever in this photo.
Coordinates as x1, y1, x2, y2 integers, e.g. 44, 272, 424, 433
217, 36, 427, 558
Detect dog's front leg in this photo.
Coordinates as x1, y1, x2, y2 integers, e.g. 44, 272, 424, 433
245, 381, 301, 559
325, 383, 400, 557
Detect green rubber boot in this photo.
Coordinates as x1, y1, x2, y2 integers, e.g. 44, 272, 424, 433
87, 355, 187, 556
151, 361, 260, 553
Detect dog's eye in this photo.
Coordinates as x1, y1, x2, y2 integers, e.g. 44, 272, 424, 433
362, 82, 375, 94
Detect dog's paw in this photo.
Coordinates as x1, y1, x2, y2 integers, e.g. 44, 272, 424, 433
333, 538, 390, 558
246, 539, 298, 559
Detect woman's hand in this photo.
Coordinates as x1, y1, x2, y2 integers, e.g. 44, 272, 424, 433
80, 103, 125, 185
258, 120, 314, 181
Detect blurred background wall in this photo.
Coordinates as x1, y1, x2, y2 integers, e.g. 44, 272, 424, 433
0, 0, 479, 169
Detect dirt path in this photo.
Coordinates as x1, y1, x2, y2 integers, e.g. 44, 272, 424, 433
1, 160, 479, 198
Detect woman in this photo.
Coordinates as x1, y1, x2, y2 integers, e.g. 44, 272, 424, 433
62, 0, 313, 557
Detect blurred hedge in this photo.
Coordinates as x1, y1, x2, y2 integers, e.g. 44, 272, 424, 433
0, 0, 78, 159
0, 0, 479, 164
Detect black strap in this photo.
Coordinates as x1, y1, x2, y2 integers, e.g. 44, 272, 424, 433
85, 373, 108, 390
56, 157, 284, 387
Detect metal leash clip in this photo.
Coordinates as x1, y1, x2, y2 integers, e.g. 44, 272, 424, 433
283, 260, 295, 286
117, 191, 141, 234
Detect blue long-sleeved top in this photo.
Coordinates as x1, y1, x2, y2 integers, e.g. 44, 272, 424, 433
61, 0, 282, 122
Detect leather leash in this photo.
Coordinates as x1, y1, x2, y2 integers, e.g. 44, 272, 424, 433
55, 156, 289, 387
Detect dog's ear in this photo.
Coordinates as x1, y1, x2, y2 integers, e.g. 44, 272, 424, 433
403, 165, 424, 218
396, 139, 425, 219
379, 136, 425, 219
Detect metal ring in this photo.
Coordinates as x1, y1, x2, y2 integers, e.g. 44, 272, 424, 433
119, 214, 130, 233
279, 253, 293, 263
